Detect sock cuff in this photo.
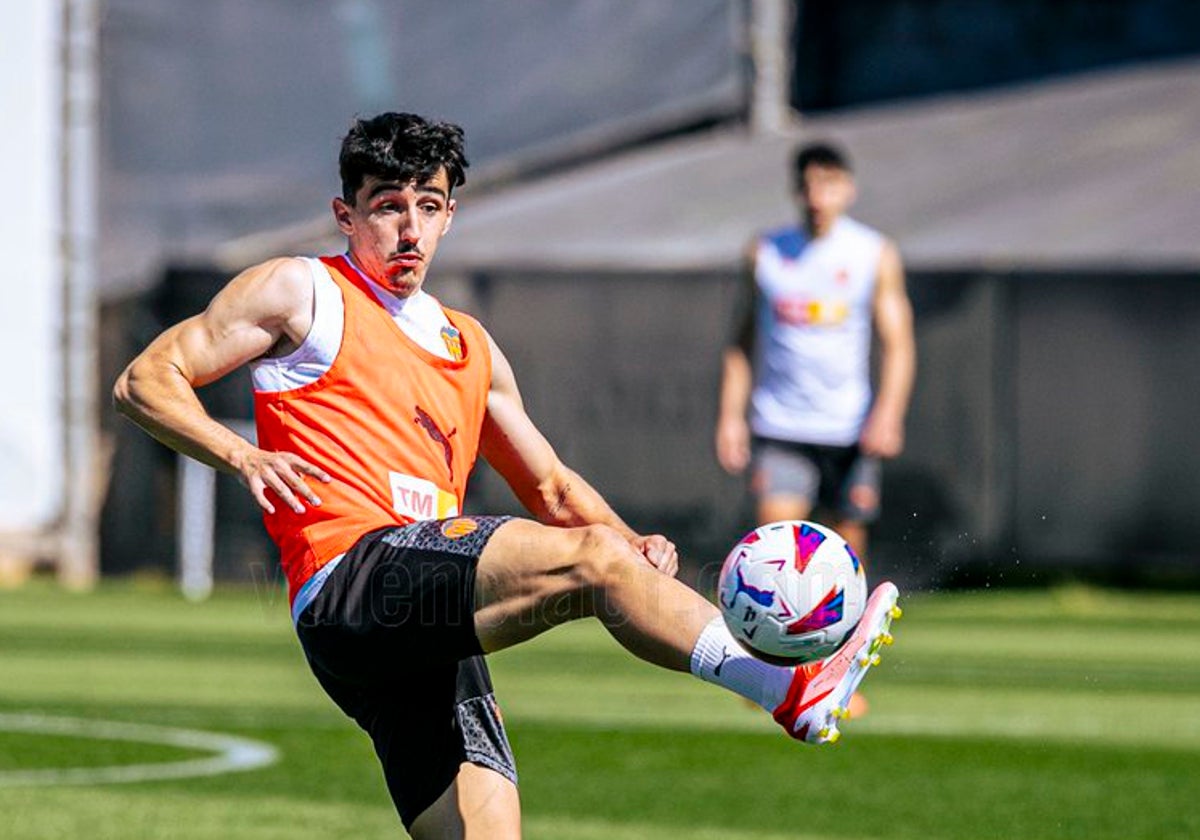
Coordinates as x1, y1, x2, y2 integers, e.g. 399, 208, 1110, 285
689, 615, 793, 711
689, 616, 731, 676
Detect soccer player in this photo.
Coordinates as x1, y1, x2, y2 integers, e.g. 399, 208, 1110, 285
716, 141, 916, 565
115, 113, 899, 839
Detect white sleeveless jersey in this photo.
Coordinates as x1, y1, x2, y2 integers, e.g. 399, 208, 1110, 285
250, 256, 456, 392
749, 217, 885, 446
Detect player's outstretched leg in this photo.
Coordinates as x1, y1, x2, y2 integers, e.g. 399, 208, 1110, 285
473, 519, 899, 744
771, 582, 901, 743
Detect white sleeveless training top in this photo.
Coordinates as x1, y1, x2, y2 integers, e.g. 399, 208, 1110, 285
250, 256, 456, 392
749, 217, 884, 447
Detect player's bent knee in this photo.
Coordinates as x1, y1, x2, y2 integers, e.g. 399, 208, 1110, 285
570, 524, 638, 591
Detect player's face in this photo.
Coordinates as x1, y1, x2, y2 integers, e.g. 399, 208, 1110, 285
797, 164, 855, 235
333, 168, 456, 296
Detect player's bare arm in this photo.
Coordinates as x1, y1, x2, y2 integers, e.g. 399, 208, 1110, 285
113, 257, 332, 514
860, 240, 916, 458
479, 329, 677, 575
716, 242, 759, 474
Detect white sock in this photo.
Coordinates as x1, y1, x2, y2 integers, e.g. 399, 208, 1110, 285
689, 616, 794, 711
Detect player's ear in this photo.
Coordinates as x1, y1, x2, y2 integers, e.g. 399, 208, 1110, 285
442, 198, 456, 235
332, 197, 354, 234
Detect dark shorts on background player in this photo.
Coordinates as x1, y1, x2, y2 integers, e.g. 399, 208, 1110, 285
752, 437, 881, 522
295, 515, 517, 829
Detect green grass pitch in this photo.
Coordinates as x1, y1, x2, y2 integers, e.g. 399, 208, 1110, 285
1, 579, 1198, 839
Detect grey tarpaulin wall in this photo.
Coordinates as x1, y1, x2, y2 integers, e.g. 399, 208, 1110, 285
98, 0, 745, 298
465, 267, 1200, 589
103, 265, 1200, 589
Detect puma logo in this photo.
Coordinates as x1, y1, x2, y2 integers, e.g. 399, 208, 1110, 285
713, 646, 732, 677
414, 406, 457, 481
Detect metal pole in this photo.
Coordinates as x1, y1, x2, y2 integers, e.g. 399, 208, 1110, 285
58, 0, 100, 589
749, 0, 799, 135
177, 421, 256, 602
178, 456, 218, 602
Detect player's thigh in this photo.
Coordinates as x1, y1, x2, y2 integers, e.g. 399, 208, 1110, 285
409, 762, 521, 840
752, 439, 819, 523
473, 518, 641, 652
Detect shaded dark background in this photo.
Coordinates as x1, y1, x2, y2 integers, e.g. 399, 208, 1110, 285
794, 0, 1200, 111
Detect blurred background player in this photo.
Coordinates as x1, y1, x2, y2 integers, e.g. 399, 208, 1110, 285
716, 140, 916, 566
716, 141, 914, 719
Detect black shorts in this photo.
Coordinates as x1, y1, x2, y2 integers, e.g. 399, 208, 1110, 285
294, 516, 517, 829
752, 437, 881, 522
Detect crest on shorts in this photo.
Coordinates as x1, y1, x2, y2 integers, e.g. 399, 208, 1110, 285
441, 518, 479, 540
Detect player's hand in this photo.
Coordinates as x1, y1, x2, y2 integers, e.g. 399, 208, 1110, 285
859, 410, 905, 459
715, 415, 751, 474
632, 534, 678, 577
233, 447, 332, 514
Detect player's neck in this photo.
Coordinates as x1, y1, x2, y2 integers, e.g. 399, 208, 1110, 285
804, 215, 841, 239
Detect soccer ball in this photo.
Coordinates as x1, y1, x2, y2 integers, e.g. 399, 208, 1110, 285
718, 520, 867, 665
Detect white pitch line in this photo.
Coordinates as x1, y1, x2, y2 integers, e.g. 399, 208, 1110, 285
0, 713, 279, 787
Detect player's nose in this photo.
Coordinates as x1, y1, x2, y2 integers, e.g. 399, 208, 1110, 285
399, 214, 422, 243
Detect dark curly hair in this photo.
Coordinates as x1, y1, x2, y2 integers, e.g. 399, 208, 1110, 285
792, 141, 852, 188
339, 112, 469, 204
